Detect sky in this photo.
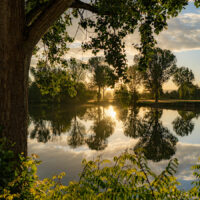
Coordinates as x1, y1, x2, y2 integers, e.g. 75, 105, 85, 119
63, 2, 200, 91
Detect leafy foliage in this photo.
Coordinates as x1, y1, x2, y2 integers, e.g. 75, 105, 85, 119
29, 58, 96, 103
173, 66, 196, 99
88, 57, 117, 100
80, 0, 188, 74
114, 85, 131, 107
0, 138, 16, 191
27, 0, 193, 79
136, 48, 176, 102
31, 62, 77, 99
2, 145, 200, 200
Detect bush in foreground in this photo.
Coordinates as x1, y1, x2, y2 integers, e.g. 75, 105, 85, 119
1, 140, 200, 199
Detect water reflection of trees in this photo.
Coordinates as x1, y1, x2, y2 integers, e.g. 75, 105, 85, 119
124, 107, 143, 138
29, 105, 87, 143
85, 106, 115, 150
123, 108, 178, 162
67, 116, 86, 148
29, 105, 115, 151
30, 120, 51, 143
86, 117, 115, 150
172, 111, 198, 137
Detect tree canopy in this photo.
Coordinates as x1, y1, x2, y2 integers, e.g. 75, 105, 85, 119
173, 66, 196, 99
28, 0, 196, 77
135, 48, 176, 102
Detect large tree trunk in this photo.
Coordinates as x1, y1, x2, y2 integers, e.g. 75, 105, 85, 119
0, 0, 31, 156
0, 0, 77, 156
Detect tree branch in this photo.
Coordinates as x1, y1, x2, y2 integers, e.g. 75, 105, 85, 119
70, 0, 98, 13
26, 1, 53, 26
26, 0, 75, 50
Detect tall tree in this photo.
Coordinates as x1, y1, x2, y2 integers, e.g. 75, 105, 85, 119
172, 66, 196, 99
89, 57, 115, 101
67, 58, 87, 83
127, 65, 142, 105
0, 0, 193, 155
137, 48, 176, 103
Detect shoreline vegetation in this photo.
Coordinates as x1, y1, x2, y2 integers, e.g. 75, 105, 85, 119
1, 142, 200, 199
29, 99, 200, 111
137, 100, 200, 111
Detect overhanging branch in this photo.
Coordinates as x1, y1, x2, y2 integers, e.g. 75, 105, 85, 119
25, 0, 100, 50
26, 1, 53, 26
70, 0, 98, 13
26, 0, 75, 49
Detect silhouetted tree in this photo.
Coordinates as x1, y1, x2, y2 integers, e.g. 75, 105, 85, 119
68, 116, 86, 148
172, 67, 196, 99
127, 65, 142, 105
88, 57, 116, 101
67, 58, 87, 83
136, 48, 176, 103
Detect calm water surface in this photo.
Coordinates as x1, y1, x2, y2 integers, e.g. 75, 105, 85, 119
28, 104, 200, 189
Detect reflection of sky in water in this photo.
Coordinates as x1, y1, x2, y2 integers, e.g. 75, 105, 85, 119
28, 105, 200, 189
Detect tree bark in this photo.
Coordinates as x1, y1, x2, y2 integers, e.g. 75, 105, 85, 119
0, 0, 96, 156
0, 0, 31, 156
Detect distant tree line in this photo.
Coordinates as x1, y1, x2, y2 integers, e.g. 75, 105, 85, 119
29, 48, 200, 105
29, 57, 117, 104
114, 48, 200, 105
29, 58, 96, 104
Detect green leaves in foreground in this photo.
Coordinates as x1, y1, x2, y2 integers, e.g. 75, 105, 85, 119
1, 150, 200, 199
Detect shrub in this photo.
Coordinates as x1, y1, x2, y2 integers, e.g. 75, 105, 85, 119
1, 144, 200, 199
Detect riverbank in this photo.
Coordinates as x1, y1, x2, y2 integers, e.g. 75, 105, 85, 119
138, 99, 200, 111
29, 99, 200, 111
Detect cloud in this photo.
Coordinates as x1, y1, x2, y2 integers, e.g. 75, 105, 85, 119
65, 11, 200, 63
157, 13, 200, 51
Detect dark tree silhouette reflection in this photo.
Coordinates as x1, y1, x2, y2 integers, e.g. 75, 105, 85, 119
29, 105, 87, 143
30, 119, 51, 143
86, 118, 115, 150
172, 111, 198, 137
67, 116, 86, 148
86, 106, 115, 151
124, 107, 143, 138
29, 105, 115, 151
123, 108, 178, 162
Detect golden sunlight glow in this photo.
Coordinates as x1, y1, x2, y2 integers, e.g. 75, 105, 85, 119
106, 106, 116, 119
106, 87, 113, 91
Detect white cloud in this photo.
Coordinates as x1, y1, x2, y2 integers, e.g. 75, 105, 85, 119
157, 13, 200, 51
